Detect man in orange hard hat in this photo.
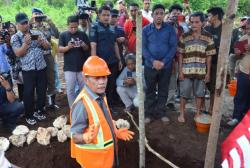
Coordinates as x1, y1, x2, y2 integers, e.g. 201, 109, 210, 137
70, 56, 135, 168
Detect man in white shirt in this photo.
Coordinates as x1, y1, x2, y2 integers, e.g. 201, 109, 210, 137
141, 0, 153, 22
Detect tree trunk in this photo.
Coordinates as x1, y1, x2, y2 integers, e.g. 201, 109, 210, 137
136, 11, 145, 168
204, 0, 239, 167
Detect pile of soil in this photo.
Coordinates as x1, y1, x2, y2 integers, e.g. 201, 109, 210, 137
0, 94, 232, 168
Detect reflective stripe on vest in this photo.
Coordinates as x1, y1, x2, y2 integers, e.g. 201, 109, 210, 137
75, 93, 113, 150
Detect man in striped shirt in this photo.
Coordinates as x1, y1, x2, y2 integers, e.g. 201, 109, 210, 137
177, 12, 216, 123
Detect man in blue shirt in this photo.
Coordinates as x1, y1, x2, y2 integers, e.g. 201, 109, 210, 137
142, 4, 177, 123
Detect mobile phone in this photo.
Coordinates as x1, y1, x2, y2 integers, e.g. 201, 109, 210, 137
31, 34, 39, 40
91, 0, 96, 8
34, 15, 47, 22
127, 71, 132, 78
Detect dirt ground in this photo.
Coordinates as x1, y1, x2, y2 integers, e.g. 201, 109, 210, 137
0, 57, 234, 168
0, 93, 233, 168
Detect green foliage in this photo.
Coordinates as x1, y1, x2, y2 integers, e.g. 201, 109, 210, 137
0, 0, 248, 30
0, 0, 77, 29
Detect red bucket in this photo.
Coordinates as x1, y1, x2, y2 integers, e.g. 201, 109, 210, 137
228, 84, 236, 96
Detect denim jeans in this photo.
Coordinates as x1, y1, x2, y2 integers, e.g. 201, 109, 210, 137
0, 101, 24, 129
64, 71, 84, 107
54, 63, 61, 91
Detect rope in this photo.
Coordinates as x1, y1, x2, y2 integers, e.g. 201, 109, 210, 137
125, 111, 180, 168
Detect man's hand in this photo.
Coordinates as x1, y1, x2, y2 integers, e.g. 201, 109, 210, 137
204, 73, 210, 83
24, 34, 31, 45
117, 37, 125, 44
80, 41, 88, 50
0, 75, 11, 90
37, 36, 45, 46
127, 77, 136, 85
153, 60, 164, 70
67, 41, 75, 50
118, 60, 123, 70
234, 48, 241, 55
115, 128, 134, 141
244, 44, 250, 52
83, 123, 100, 144
179, 71, 185, 81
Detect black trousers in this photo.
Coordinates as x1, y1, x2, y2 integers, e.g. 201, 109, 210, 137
144, 66, 172, 119
233, 71, 250, 120
106, 63, 119, 107
22, 68, 47, 118
17, 84, 24, 101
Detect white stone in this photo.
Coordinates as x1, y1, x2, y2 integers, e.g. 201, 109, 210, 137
37, 127, 51, 146
0, 137, 10, 151
47, 127, 58, 137
57, 130, 67, 143
26, 130, 37, 145
53, 115, 68, 129
12, 125, 29, 135
9, 135, 26, 147
62, 125, 71, 138
115, 119, 130, 129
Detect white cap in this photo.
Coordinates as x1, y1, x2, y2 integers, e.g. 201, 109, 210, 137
117, 0, 124, 4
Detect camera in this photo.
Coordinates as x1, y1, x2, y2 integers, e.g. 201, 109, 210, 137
0, 29, 9, 43
31, 34, 39, 40
34, 15, 47, 22
2, 21, 10, 29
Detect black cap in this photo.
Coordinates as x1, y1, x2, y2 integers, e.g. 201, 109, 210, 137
111, 9, 119, 17
15, 13, 29, 24
79, 13, 89, 20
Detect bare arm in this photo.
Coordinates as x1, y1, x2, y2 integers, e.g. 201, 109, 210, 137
58, 45, 71, 53
14, 34, 31, 57
14, 43, 29, 57
206, 55, 212, 75
90, 42, 97, 56
0, 76, 17, 103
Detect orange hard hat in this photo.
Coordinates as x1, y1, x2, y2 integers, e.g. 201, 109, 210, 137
82, 56, 111, 76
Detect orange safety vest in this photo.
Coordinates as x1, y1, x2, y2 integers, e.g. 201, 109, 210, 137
70, 88, 115, 168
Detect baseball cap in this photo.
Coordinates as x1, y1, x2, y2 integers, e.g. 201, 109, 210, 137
32, 7, 43, 14
15, 13, 29, 24
111, 9, 119, 17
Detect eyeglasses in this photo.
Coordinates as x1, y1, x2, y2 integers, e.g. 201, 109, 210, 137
20, 21, 28, 25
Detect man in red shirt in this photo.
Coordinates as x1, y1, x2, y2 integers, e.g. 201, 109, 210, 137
124, 3, 150, 54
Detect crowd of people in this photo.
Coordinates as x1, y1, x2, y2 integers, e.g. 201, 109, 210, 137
0, 0, 249, 133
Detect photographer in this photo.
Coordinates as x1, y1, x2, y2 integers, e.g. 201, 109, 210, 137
0, 74, 24, 131
3, 22, 24, 101
31, 8, 60, 110
11, 13, 50, 125
58, 15, 90, 107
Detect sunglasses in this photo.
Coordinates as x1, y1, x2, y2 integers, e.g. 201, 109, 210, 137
20, 21, 28, 25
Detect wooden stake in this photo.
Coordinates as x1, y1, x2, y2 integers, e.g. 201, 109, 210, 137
204, 0, 239, 167
136, 11, 145, 168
